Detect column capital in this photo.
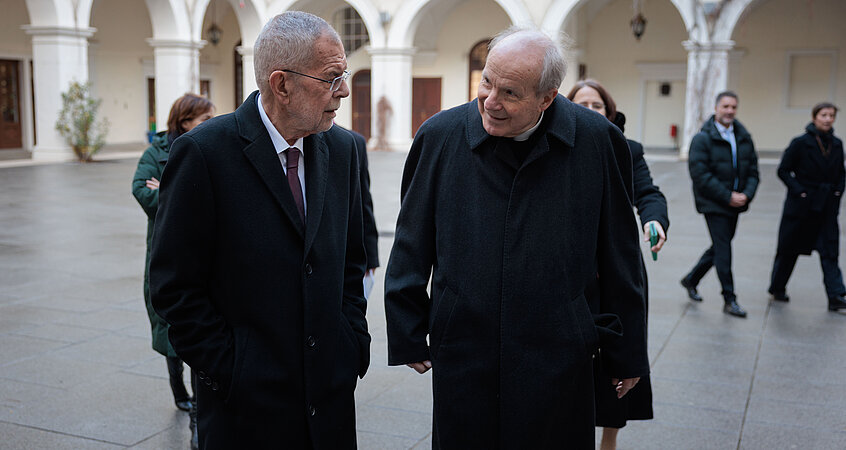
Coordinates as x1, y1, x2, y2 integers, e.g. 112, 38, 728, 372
682, 40, 735, 52
21, 25, 96, 39
146, 38, 206, 51
367, 46, 416, 57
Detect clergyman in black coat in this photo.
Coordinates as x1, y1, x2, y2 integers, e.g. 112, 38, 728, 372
384, 28, 648, 448
768, 102, 846, 311
681, 91, 759, 318
149, 12, 369, 449
340, 127, 379, 272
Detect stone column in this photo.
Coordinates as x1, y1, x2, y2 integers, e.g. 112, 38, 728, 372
681, 40, 734, 159
23, 26, 95, 161
368, 47, 415, 152
147, 39, 205, 132
236, 45, 256, 101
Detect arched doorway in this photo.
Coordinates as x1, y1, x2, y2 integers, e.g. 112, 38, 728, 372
468, 39, 490, 101
352, 69, 371, 140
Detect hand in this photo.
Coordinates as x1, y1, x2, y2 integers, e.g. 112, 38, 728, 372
729, 191, 748, 207
407, 360, 432, 374
611, 377, 640, 399
642, 221, 666, 253
146, 177, 160, 190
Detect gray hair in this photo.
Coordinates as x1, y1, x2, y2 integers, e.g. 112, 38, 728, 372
488, 26, 567, 94
254, 11, 341, 94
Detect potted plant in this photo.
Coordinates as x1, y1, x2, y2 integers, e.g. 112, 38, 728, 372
55, 81, 109, 162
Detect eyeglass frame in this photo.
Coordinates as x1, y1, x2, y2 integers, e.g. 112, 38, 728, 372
281, 69, 350, 92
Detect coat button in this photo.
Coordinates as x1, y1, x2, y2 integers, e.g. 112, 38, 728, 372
309, 405, 316, 416
204, 377, 212, 386
211, 381, 219, 391
304, 263, 313, 276
306, 336, 316, 348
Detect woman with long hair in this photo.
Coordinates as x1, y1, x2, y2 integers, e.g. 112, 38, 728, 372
567, 79, 668, 450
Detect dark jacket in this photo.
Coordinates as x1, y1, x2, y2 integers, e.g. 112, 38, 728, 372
150, 92, 369, 449
384, 96, 648, 448
131, 131, 174, 357
776, 123, 845, 257
344, 128, 379, 269
630, 140, 669, 231
688, 116, 759, 215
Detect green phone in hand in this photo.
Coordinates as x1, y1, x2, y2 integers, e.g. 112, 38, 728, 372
649, 222, 658, 261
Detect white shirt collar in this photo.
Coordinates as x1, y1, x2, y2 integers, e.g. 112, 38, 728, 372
256, 93, 303, 154
513, 111, 544, 142
714, 120, 734, 137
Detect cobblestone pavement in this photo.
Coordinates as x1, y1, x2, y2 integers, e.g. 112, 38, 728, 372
1, 149, 844, 449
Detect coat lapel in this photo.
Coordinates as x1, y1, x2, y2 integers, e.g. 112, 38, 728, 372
237, 92, 305, 238
303, 133, 328, 255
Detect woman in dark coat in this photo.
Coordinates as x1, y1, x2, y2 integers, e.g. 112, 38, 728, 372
768, 102, 846, 311
131, 93, 214, 414
568, 79, 669, 450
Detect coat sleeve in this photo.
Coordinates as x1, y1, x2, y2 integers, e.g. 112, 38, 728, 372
131, 147, 160, 219
384, 128, 440, 366
149, 135, 237, 398
343, 142, 371, 378
741, 138, 760, 201
777, 137, 806, 195
835, 139, 845, 194
353, 133, 380, 269
597, 125, 650, 379
630, 141, 669, 232
688, 134, 732, 206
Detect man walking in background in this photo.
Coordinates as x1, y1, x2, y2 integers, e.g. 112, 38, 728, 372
681, 91, 759, 318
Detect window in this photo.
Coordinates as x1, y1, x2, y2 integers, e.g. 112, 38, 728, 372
333, 7, 369, 55
468, 39, 490, 101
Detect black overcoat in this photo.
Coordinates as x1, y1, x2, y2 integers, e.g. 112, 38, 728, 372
775, 123, 845, 257
348, 128, 380, 269
150, 91, 370, 449
385, 96, 648, 448
689, 116, 759, 215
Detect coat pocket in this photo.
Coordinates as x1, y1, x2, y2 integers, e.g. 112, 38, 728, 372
224, 326, 251, 405
428, 284, 459, 360
570, 294, 600, 357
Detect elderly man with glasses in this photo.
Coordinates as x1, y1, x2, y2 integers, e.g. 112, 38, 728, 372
150, 11, 369, 449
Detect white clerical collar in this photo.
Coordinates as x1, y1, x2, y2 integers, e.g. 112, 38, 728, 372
256, 93, 304, 154
513, 111, 544, 142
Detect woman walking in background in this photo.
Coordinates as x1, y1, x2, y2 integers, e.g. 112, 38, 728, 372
132, 93, 214, 448
768, 102, 846, 312
567, 79, 668, 450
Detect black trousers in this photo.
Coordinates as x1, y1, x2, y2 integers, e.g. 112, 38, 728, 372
770, 252, 846, 300
684, 213, 739, 301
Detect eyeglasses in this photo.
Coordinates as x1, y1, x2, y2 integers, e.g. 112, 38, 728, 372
282, 69, 350, 92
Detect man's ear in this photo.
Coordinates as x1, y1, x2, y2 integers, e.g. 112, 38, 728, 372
540, 89, 558, 111
268, 70, 291, 104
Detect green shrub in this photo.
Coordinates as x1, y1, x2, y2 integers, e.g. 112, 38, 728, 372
55, 81, 109, 162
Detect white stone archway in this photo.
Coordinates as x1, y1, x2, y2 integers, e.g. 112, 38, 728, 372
268, 0, 385, 47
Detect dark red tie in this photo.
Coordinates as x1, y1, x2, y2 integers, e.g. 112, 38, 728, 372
285, 148, 305, 223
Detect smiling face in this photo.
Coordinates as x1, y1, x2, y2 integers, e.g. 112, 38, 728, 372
715, 95, 738, 127
281, 33, 349, 140
476, 35, 556, 137
813, 107, 836, 133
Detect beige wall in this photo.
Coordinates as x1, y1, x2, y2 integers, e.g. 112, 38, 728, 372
89, 0, 154, 145
0, 1, 30, 56
581, 0, 687, 148
733, 0, 846, 152
413, 0, 511, 111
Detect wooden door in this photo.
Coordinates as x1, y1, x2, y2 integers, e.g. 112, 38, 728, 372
0, 60, 22, 149
351, 70, 371, 140
412, 77, 441, 137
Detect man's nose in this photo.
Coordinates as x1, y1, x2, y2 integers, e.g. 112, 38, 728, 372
335, 79, 350, 98
484, 91, 501, 110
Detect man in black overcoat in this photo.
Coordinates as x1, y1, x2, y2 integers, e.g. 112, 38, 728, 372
384, 27, 648, 448
150, 12, 369, 449
681, 91, 759, 318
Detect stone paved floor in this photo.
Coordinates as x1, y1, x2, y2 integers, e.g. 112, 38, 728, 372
1, 149, 845, 449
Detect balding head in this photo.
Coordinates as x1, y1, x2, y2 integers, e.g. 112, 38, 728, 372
488, 27, 566, 94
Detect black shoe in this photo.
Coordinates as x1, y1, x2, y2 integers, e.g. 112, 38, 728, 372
189, 400, 199, 450
828, 295, 846, 311
680, 279, 702, 302
768, 289, 789, 302
723, 301, 747, 318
